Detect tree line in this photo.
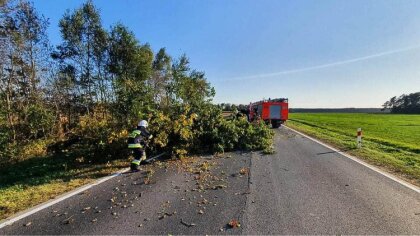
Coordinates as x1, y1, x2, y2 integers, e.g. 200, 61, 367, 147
0, 0, 273, 164
218, 103, 249, 112
382, 92, 420, 114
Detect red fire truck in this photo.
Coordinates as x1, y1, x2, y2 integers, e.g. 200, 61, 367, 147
248, 98, 289, 128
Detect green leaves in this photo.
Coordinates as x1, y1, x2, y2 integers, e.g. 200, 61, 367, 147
25, 104, 55, 139
382, 92, 420, 114
0, 0, 276, 165
55, 1, 109, 115
108, 23, 153, 125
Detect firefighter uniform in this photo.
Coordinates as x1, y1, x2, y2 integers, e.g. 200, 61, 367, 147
128, 124, 152, 171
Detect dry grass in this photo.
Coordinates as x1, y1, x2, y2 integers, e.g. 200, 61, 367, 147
0, 159, 127, 220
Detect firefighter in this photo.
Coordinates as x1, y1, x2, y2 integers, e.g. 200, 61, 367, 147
128, 120, 153, 171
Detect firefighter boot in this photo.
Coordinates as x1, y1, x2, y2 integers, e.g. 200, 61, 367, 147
130, 159, 141, 171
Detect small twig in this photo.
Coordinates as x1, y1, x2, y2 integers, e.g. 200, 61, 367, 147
164, 212, 175, 216
144, 152, 167, 163
212, 184, 227, 190
159, 212, 176, 220
62, 215, 74, 224
180, 218, 196, 227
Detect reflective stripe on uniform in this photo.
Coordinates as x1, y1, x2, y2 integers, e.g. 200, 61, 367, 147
131, 160, 141, 165
128, 130, 141, 138
128, 143, 142, 148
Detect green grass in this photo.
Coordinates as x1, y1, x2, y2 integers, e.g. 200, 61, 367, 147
287, 113, 420, 185
0, 144, 129, 221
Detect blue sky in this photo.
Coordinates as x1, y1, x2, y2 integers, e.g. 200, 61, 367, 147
33, 0, 420, 108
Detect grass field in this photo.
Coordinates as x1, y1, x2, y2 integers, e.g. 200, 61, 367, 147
287, 113, 420, 185
0, 151, 129, 221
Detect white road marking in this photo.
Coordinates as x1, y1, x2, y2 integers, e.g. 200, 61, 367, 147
0, 167, 130, 229
283, 126, 420, 194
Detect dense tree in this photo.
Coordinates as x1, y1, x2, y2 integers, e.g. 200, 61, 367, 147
169, 54, 215, 109
0, 0, 274, 163
108, 23, 153, 125
382, 92, 420, 114
52, 0, 107, 116
150, 47, 171, 108
0, 0, 52, 141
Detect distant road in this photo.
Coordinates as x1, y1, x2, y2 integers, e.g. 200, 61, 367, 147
1, 128, 419, 234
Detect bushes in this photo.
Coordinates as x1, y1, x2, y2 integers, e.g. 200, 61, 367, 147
145, 103, 275, 158
76, 113, 112, 145
147, 105, 197, 158
0, 103, 56, 163
234, 117, 275, 152
71, 111, 132, 163
4, 101, 275, 164
25, 104, 55, 139
198, 104, 274, 154
0, 126, 14, 164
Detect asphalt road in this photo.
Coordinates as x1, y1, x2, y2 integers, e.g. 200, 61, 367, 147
243, 128, 420, 234
1, 127, 419, 234
0, 152, 251, 235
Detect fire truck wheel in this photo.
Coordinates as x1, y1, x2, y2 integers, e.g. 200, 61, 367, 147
271, 120, 280, 128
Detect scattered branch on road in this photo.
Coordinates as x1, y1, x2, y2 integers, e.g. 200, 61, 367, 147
212, 184, 227, 190
180, 218, 196, 227
62, 215, 75, 225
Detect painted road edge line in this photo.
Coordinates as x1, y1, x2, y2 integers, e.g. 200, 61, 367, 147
283, 125, 420, 194
0, 167, 130, 229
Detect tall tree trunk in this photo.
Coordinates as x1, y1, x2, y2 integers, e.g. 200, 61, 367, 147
6, 52, 16, 141
86, 33, 92, 116
29, 41, 36, 100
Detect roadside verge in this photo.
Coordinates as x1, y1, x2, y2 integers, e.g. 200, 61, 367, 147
0, 166, 130, 229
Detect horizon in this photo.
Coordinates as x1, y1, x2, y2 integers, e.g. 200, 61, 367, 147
33, 0, 420, 108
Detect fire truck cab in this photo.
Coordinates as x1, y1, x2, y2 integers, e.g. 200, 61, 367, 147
248, 98, 289, 128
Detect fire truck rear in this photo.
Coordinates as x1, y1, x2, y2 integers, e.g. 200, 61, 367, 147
248, 98, 289, 128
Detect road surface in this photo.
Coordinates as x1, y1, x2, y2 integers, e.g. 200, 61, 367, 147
1, 127, 419, 234
243, 127, 420, 234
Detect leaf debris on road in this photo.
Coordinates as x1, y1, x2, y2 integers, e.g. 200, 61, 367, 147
228, 219, 241, 228
212, 184, 227, 190
239, 167, 249, 175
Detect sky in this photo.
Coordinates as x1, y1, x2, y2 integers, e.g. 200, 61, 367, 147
33, 0, 420, 108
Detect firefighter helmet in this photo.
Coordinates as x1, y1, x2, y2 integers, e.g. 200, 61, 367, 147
138, 120, 148, 128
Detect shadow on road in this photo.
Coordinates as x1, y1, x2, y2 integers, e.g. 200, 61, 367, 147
316, 147, 356, 155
